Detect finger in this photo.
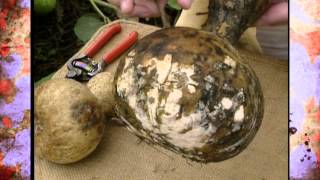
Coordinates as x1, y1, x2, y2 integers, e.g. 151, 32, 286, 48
120, 0, 134, 14
125, 0, 161, 17
177, 0, 193, 9
157, 0, 167, 10
128, 4, 160, 17
106, 0, 121, 6
255, 2, 288, 26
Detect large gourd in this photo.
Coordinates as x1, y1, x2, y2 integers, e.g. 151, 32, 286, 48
114, 0, 267, 162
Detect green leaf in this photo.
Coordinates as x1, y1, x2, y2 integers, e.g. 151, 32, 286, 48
34, 0, 57, 15
168, 0, 181, 10
74, 14, 104, 42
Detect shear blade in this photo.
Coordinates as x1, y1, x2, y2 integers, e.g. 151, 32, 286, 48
66, 70, 78, 78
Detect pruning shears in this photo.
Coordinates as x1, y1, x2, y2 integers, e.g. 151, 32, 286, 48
66, 23, 138, 81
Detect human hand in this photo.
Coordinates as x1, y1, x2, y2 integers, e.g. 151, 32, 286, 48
255, 0, 288, 26
107, 0, 193, 17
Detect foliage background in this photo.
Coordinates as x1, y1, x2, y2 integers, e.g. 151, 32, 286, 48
34, 0, 181, 81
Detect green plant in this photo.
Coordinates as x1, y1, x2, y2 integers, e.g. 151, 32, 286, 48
73, 0, 182, 42
74, 13, 105, 42
34, 0, 57, 15
168, 0, 182, 10
73, 0, 117, 42
34, 0, 182, 82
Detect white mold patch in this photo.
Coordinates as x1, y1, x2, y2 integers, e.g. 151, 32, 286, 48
188, 85, 196, 94
204, 75, 215, 83
166, 62, 179, 84
143, 54, 172, 85
160, 108, 217, 150
124, 56, 134, 69
224, 56, 236, 68
117, 57, 135, 98
232, 123, 241, 132
221, 97, 233, 110
165, 62, 198, 94
146, 88, 160, 126
180, 65, 198, 93
118, 53, 221, 151
163, 89, 183, 120
128, 50, 136, 57
234, 105, 244, 122
224, 56, 237, 75
155, 54, 172, 84
117, 56, 152, 130
180, 64, 199, 86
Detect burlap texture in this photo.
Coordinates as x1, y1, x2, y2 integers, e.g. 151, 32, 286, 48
35, 20, 288, 180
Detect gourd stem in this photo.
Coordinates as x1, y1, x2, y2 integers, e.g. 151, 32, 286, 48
157, 0, 170, 28
204, 0, 268, 44
94, 0, 118, 10
89, 0, 111, 23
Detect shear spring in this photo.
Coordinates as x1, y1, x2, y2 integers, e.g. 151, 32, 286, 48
72, 60, 96, 73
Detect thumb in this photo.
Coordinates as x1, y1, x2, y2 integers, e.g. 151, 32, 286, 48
120, 0, 134, 14
177, 0, 193, 9
255, 2, 288, 26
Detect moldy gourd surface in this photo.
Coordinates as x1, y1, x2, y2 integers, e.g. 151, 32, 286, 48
114, 27, 264, 162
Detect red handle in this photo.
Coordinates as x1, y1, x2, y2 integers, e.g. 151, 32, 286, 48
103, 31, 138, 64
84, 23, 122, 58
